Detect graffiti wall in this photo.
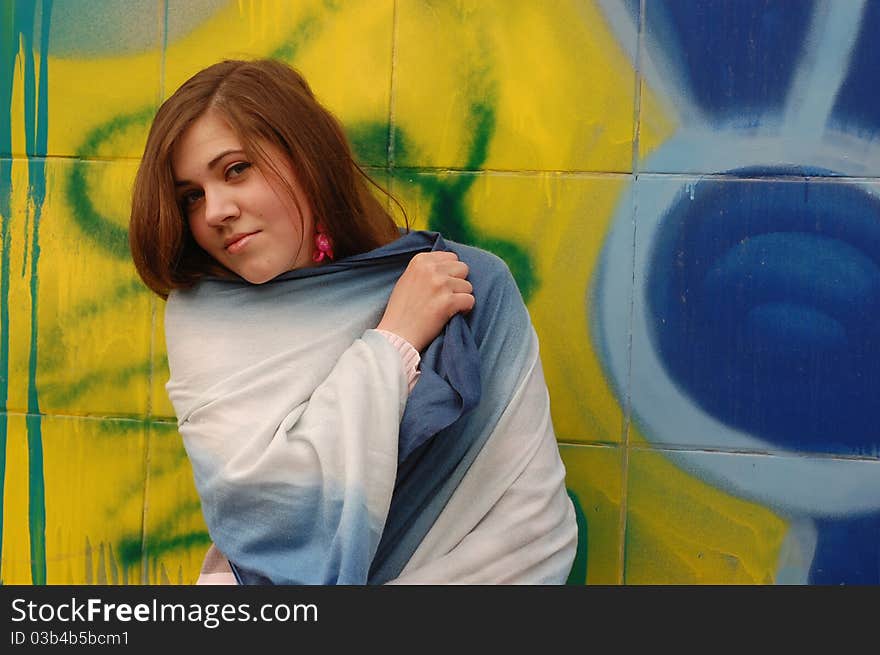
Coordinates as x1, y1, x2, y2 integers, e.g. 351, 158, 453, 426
1, 0, 878, 585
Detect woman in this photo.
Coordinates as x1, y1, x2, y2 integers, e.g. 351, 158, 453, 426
129, 58, 576, 584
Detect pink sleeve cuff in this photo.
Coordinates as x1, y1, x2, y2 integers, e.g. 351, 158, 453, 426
375, 329, 421, 393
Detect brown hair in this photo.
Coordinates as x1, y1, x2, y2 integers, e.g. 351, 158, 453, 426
129, 58, 405, 298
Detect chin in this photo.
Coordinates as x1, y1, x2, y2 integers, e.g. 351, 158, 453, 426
238, 268, 282, 285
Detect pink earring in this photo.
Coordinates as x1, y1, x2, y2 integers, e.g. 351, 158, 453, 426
312, 222, 335, 263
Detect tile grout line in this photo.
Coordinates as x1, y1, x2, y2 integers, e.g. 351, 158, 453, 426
616, 0, 648, 586
387, 0, 399, 175
0, 153, 878, 183
136, 0, 170, 585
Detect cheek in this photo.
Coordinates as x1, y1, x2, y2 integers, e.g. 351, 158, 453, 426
277, 201, 307, 240
187, 216, 213, 251
289, 200, 312, 237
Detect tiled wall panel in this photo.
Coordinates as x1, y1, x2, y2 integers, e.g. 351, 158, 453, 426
3, 0, 878, 584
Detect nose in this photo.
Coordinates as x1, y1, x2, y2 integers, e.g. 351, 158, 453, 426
203, 185, 239, 227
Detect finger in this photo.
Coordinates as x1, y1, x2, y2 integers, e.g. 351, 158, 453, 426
421, 251, 458, 263
447, 277, 473, 294
435, 260, 470, 279
447, 292, 476, 316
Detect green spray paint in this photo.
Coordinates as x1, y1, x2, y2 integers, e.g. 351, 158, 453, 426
269, 12, 321, 63
24, 0, 53, 585
393, 101, 538, 301
269, 1, 346, 64
66, 107, 156, 259
40, 359, 152, 407
117, 530, 211, 568
0, 0, 54, 585
38, 279, 148, 373
0, 0, 18, 579
0, 158, 10, 581
348, 121, 396, 168
352, 114, 537, 299
66, 279, 147, 321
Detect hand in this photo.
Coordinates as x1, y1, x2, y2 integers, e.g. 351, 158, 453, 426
376, 251, 475, 351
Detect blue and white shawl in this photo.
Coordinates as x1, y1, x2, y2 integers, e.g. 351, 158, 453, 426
164, 231, 576, 584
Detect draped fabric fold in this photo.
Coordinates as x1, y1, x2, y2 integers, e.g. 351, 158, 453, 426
165, 231, 577, 584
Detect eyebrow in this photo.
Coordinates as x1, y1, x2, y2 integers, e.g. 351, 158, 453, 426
174, 149, 246, 187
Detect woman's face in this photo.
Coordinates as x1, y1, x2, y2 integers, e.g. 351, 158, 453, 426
171, 109, 316, 284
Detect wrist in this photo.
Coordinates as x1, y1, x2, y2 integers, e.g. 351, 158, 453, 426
375, 321, 422, 352
375, 329, 421, 393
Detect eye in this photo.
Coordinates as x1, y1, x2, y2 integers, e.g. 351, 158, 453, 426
178, 188, 204, 211
225, 162, 251, 179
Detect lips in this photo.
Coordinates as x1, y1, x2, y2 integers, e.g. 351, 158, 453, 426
224, 231, 259, 253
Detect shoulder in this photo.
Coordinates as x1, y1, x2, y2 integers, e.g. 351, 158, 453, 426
443, 240, 520, 299
441, 238, 532, 345
444, 240, 509, 275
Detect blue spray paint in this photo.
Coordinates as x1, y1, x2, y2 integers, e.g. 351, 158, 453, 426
644, 167, 880, 583
647, 0, 814, 127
